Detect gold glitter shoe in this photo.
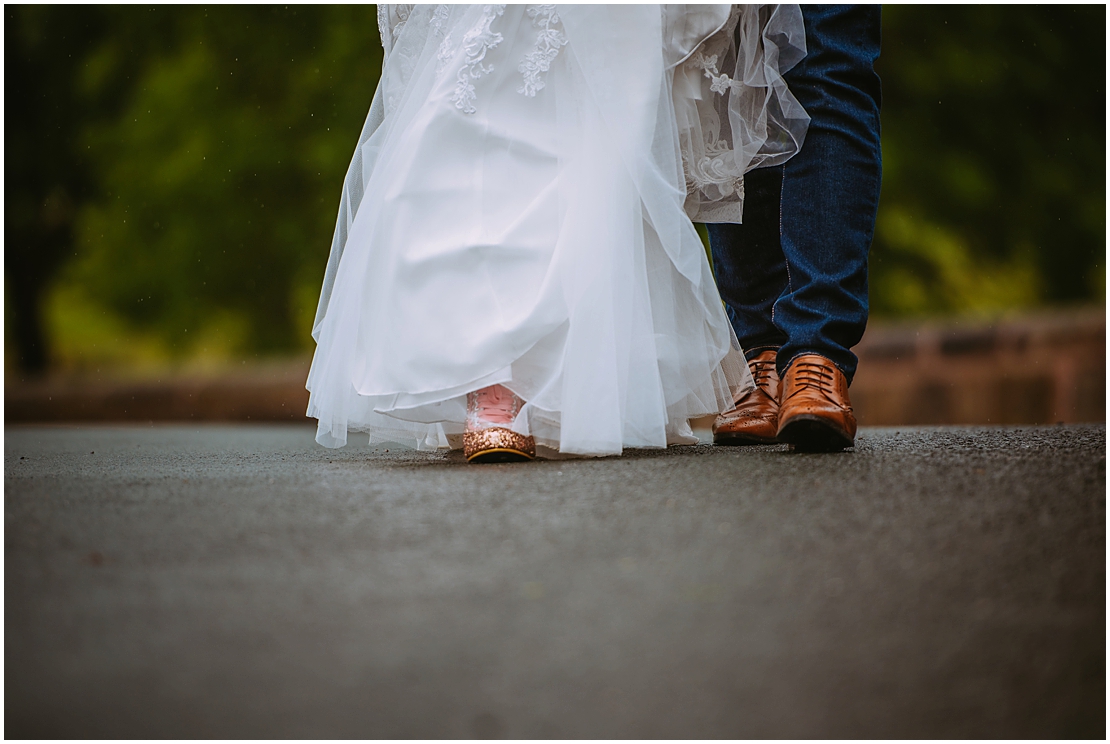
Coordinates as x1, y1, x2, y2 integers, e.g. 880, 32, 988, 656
464, 384, 536, 463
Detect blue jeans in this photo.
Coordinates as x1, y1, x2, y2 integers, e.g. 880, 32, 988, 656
707, 5, 882, 384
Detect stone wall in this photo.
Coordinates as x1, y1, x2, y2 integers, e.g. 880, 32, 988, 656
5, 309, 1104, 426
851, 308, 1104, 425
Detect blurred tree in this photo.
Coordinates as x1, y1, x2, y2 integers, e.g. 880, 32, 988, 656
874, 5, 1105, 316
65, 5, 382, 361
5, 7, 109, 372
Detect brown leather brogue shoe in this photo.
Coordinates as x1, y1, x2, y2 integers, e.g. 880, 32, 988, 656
713, 349, 781, 445
776, 353, 857, 452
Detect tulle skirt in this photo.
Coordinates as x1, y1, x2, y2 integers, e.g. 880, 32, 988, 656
307, 4, 808, 457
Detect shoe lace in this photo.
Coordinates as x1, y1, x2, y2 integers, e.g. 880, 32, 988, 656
472, 385, 518, 424
790, 359, 835, 396
750, 356, 777, 390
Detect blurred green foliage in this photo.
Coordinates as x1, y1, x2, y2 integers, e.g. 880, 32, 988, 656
6, 5, 382, 373
874, 5, 1105, 315
5, 5, 1105, 375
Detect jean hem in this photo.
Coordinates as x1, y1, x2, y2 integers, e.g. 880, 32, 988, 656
743, 344, 782, 362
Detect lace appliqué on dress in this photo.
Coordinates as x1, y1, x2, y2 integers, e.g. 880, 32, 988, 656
518, 5, 567, 97
377, 4, 416, 57
391, 4, 414, 42
450, 5, 506, 115
431, 4, 453, 73
429, 4, 450, 37
436, 32, 455, 74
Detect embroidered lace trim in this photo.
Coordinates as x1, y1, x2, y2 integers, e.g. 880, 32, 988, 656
518, 5, 567, 97
681, 50, 744, 198
684, 141, 745, 198
377, 4, 390, 55
450, 5, 506, 115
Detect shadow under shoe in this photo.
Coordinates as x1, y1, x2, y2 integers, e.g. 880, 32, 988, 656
776, 354, 857, 452
464, 385, 536, 463
713, 349, 781, 445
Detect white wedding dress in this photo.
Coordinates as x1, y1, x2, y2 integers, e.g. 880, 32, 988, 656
307, 4, 808, 457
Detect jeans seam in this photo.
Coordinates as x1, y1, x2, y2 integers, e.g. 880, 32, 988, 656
775, 165, 790, 325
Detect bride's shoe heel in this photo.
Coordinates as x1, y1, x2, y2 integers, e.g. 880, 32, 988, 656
464, 385, 536, 463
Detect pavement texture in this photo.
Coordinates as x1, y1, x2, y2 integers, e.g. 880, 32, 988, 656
5, 423, 1105, 738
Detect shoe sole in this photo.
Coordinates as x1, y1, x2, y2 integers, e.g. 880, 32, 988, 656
467, 447, 534, 463
464, 427, 536, 462
713, 431, 779, 446
777, 414, 854, 452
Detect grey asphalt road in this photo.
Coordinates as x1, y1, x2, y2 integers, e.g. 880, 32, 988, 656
5, 423, 1105, 738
